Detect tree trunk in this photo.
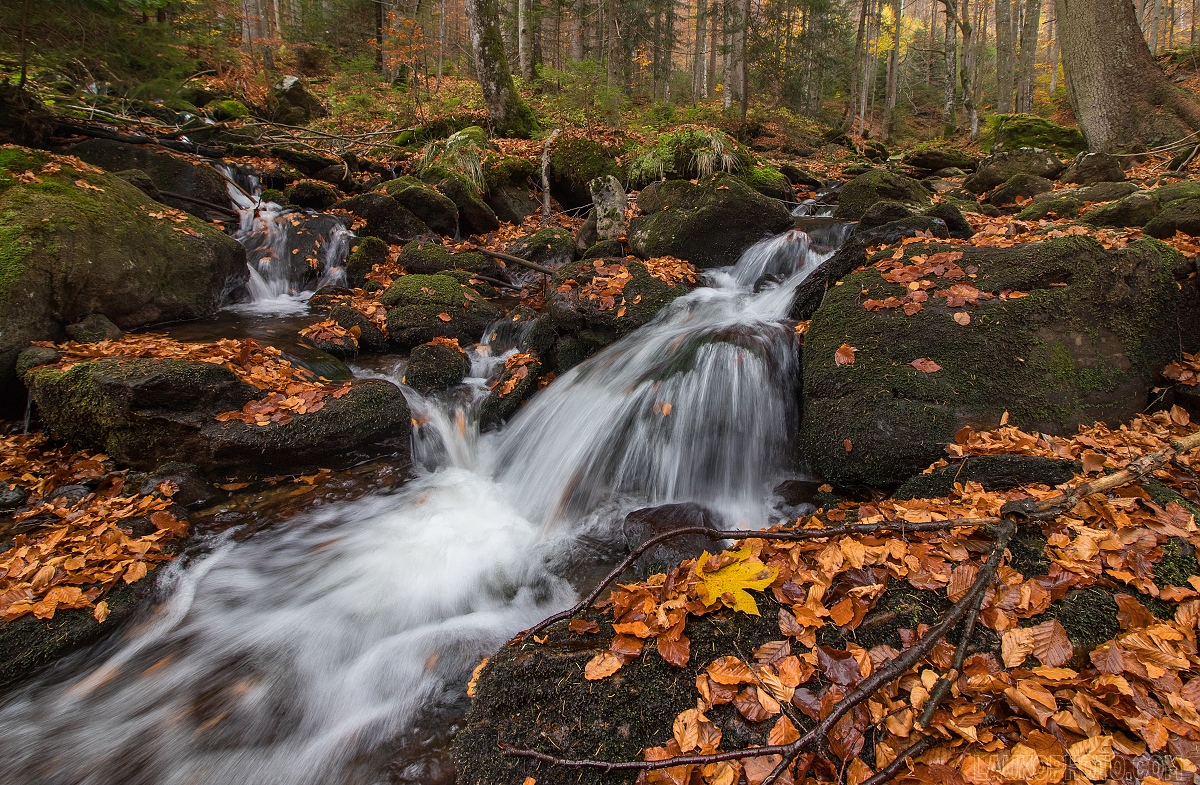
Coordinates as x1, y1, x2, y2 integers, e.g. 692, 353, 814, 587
518, 0, 533, 79
1057, 0, 1200, 150
465, 0, 539, 136
845, 0, 869, 126
605, 0, 621, 86
571, 0, 585, 59
1016, 0, 1040, 111
693, 0, 708, 98
995, 0, 1015, 111
708, 0, 720, 95
722, 1, 734, 109
883, 0, 903, 140
942, 5, 957, 134
738, 0, 749, 120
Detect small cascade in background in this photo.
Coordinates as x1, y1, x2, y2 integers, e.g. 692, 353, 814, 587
217, 164, 353, 314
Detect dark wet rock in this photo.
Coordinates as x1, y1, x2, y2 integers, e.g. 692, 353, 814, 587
403, 341, 471, 394
398, 240, 506, 279
964, 149, 1065, 194
15, 347, 61, 378
620, 503, 719, 579
0, 82, 57, 147
332, 193, 431, 243
987, 173, 1055, 206
895, 455, 1082, 499
741, 166, 792, 201
0, 480, 28, 511
932, 167, 968, 178
857, 200, 915, 230
574, 216, 599, 255
312, 164, 353, 190
270, 146, 340, 178
328, 304, 389, 353
590, 175, 627, 241
483, 156, 539, 224
1082, 191, 1162, 228
25, 358, 411, 472
832, 170, 931, 220
923, 203, 974, 239
66, 138, 231, 220
479, 355, 543, 428
549, 136, 626, 209
582, 240, 625, 259
381, 274, 501, 349
1018, 196, 1082, 221
507, 227, 576, 269
801, 236, 1200, 488
1145, 197, 1200, 238
628, 173, 792, 268
988, 114, 1087, 156
390, 183, 460, 237
436, 175, 500, 236
64, 314, 123, 343
344, 236, 388, 288
0, 146, 247, 389
112, 168, 160, 198
48, 484, 91, 506
902, 145, 976, 172
265, 76, 328, 125
138, 462, 215, 508
1061, 153, 1126, 185
779, 163, 823, 189
1020, 181, 1141, 221
284, 180, 340, 210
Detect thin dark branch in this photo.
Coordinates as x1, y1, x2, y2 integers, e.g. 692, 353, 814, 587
859, 736, 939, 785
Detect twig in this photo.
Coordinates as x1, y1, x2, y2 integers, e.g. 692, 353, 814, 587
156, 190, 239, 218
519, 517, 999, 640
858, 736, 939, 785
916, 554, 989, 729
467, 244, 557, 275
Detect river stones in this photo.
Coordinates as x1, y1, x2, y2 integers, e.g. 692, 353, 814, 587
398, 239, 506, 279
380, 274, 501, 349
1060, 152, 1127, 185
800, 236, 1200, 488
0, 146, 247, 392
24, 359, 410, 472
507, 227, 576, 269
628, 173, 792, 268
404, 341, 471, 395
964, 148, 1065, 194
332, 193, 431, 243
482, 156, 540, 224
832, 170, 932, 220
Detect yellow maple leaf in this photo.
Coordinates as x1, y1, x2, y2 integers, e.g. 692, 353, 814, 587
694, 548, 778, 616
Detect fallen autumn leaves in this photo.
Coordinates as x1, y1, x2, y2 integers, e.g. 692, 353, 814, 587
493, 409, 1200, 785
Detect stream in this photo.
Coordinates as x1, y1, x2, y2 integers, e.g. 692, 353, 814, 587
0, 181, 845, 785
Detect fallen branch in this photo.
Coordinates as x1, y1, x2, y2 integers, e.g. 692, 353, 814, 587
858, 736, 939, 785
467, 244, 557, 275
519, 517, 1000, 640
156, 190, 239, 218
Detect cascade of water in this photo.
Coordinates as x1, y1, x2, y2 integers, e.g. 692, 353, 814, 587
0, 227, 841, 785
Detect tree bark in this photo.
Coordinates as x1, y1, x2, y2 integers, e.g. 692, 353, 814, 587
942, 5, 957, 134
570, 0, 586, 60
518, 0, 533, 79
995, 0, 1015, 111
845, 0, 869, 127
1015, 0, 1040, 112
883, 0, 903, 140
605, 0, 621, 86
465, 0, 539, 136
1057, 0, 1200, 150
693, 0, 708, 98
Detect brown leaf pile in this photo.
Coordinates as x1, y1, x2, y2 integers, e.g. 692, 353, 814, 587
567, 409, 1200, 785
299, 319, 360, 348
643, 256, 700, 287
38, 335, 352, 428
0, 435, 188, 623
491, 352, 537, 397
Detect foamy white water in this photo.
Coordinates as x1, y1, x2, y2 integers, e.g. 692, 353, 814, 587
0, 229, 837, 785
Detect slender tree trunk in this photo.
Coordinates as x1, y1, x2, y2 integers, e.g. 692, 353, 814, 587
18, 0, 30, 88
845, 0, 869, 126
1048, 5, 1060, 93
693, 0, 708, 98
465, 0, 539, 135
738, 0, 749, 119
1016, 0, 1040, 111
666, 0, 677, 102
722, 1, 734, 109
570, 0, 585, 59
518, 0, 533, 79
1148, 0, 1165, 51
883, 0, 903, 140
708, 0, 720, 94
942, 6, 958, 134
1057, 0, 1200, 149
995, 0, 1016, 111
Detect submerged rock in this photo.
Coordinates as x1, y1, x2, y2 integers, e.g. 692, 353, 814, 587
801, 236, 1200, 488
0, 146, 247, 389
628, 174, 792, 268
25, 358, 410, 472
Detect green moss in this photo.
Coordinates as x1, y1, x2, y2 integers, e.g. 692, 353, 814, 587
987, 114, 1087, 156
345, 236, 388, 287
628, 129, 754, 187
1044, 588, 1119, 655
379, 273, 466, 307
484, 156, 536, 192
1154, 536, 1200, 588
832, 170, 931, 220
0, 223, 32, 300
1018, 197, 1081, 221
403, 342, 470, 394
740, 166, 791, 201
1009, 526, 1051, 578
549, 137, 626, 207
209, 99, 248, 120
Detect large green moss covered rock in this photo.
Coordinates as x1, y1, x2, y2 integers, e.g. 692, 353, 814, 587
0, 147, 247, 389
832, 170, 931, 220
397, 239, 505, 279
507, 227, 576, 269
435, 174, 500, 236
403, 341, 471, 394
1145, 197, 1200, 239
483, 156, 539, 223
549, 136, 626, 209
390, 183, 460, 237
381, 273, 501, 348
284, 179, 340, 210
628, 173, 793, 268
24, 359, 410, 471
344, 236, 388, 287
965, 149, 1065, 194
740, 166, 792, 201
801, 236, 1199, 488
1082, 191, 1162, 228
66, 138, 232, 221
987, 114, 1087, 156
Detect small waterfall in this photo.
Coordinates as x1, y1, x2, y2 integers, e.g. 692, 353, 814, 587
218, 165, 353, 313
0, 227, 843, 785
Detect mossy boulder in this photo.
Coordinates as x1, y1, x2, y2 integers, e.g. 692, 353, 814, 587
832, 170, 931, 220
628, 173, 793, 268
0, 146, 247, 389
66, 138, 231, 221
25, 358, 411, 471
209, 99, 248, 121
435, 174, 500, 236
740, 166, 792, 201
857, 200, 916, 230
403, 341, 471, 394
344, 236, 388, 287
381, 273, 501, 349
987, 173, 1055, 206
549, 136, 626, 209
265, 77, 328, 125
548, 257, 693, 346
1018, 197, 1083, 221
65, 314, 123, 343
507, 227, 577, 269
284, 179, 340, 210
987, 114, 1087, 156
1082, 191, 1162, 228
1020, 181, 1141, 220
965, 149, 1065, 194
483, 156, 540, 223
628, 129, 755, 189
1060, 153, 1126, 185
801, 236, 1198, 488
1144, 197, 1200, 238
398, 239, 505, 279
270, 146, 340, 177
328, 304, 388, 353
332, 193, 431, 243
902, 144, 976, 172
895, 455, 1081, 500
388, 183, 460, 237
